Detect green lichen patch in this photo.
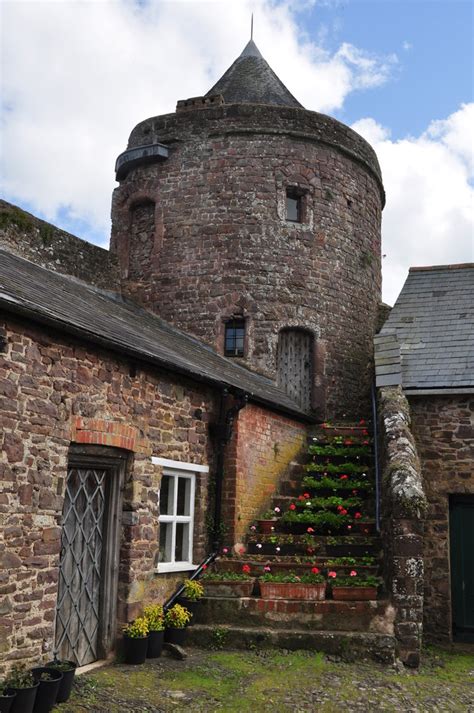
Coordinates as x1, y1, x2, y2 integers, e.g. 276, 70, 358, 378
53, 646, 474, 712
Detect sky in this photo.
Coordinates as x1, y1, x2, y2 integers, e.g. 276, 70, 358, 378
1, 0, 473, 305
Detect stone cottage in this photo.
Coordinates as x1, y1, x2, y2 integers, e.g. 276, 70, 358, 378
0, 38, 472, 673
375, 264, 474, 646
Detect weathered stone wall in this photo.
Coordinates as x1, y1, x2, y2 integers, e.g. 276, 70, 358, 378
0, 315, 218, 672
378, 386, 427, 667
409, 394, 474, 642
222, 403, 306, 543
110, 103, 384, 420
0, 199, 119, 290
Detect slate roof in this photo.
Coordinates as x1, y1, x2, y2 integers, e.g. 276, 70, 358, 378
0, 249, 309, 420
375, 264, 474, 392
206, 39, 303, 108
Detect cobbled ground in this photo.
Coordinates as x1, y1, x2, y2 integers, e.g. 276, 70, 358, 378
54, 645, 474, 712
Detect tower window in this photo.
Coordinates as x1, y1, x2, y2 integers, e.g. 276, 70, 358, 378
224, 319, 245, 357
286, 188, 302, 222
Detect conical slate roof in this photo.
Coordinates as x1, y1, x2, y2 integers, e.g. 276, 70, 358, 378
206, 39, 303, 108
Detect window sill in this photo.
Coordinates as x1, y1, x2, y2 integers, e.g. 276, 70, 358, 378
155, 563, 198, 574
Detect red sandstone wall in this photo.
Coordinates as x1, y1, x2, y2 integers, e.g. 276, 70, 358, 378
223, 403, 306, 542
0, 316, 217, 671
111, 105, 383, 420
409, 394, 474, 641
0, 199, 118, 291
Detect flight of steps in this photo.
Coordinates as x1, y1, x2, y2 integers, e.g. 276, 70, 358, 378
188, 423, 395, 663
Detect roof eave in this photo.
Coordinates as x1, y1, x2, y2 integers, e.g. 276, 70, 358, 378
0, 296, 314, 424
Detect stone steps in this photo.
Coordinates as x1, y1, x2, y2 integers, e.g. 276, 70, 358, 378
186, 625, 396, 663
194, 596, 394, 633
197, 421, 389, 658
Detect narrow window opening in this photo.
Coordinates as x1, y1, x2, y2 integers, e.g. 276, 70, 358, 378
224, 318, 245, 357
286, 188, 302, 223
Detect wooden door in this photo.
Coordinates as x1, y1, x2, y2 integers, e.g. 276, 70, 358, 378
55, 450, 124, 666
450, 496, 474, 642
277, 329, 313, 411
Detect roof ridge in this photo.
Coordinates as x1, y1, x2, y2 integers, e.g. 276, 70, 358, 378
409, 263, 474, 272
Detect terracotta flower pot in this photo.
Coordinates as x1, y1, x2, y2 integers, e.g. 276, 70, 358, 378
258, 519, 277, 534
332, 586, 377, 601
260, 582, 326, 600
203, 580, 254, 598
358, 522, 376, 535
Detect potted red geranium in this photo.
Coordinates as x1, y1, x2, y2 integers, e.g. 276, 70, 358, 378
329, 571, 380, 600
201, 565, 254, 597
260, 568, 326, 600
257, 507, 281, 534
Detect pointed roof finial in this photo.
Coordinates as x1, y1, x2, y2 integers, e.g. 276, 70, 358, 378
205, 25, 303, 108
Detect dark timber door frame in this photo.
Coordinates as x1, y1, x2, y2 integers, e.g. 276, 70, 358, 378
55, 446, 126, 666
450, 495, 474, 643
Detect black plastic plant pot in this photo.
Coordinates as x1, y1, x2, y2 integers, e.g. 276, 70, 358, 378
31, 668, 63, 713
176, 597, 199, 625
45, 661, 77, 703
0, 690, 16, 713
147, 630, 164, 658
164, 627, 187, 646
123, 635, 149, 665
10, 682, 39, 713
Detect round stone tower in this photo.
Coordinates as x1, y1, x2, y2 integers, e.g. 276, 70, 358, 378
110, 39, 384, 419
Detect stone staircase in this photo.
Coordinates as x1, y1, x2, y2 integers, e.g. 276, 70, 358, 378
188, 423, 396, 662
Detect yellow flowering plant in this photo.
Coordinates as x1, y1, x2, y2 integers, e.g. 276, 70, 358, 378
183, 579, 204, 601
143, 604, 165, 631
123, 616, 149, 639
164, 604, 192, 629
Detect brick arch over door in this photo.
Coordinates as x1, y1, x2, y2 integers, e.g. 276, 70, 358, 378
276, 328, 314, 412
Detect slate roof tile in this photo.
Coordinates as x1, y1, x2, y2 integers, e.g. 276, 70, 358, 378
377, 265, 474, 390
0, 249, 309, 420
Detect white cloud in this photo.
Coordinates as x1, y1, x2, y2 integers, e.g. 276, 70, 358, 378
0, 0, 396, 242
352, 103, 474, 305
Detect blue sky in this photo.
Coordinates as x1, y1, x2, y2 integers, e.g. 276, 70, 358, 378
318, 0, 473, 136
1, 0, 473, 304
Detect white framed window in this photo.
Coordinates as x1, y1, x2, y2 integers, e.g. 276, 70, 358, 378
152, 457, 208, 574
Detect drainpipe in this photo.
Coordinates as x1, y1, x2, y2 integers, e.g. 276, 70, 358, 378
371, 380, 381, 533
212, 388, 248, 551
163, 388, 248, 612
